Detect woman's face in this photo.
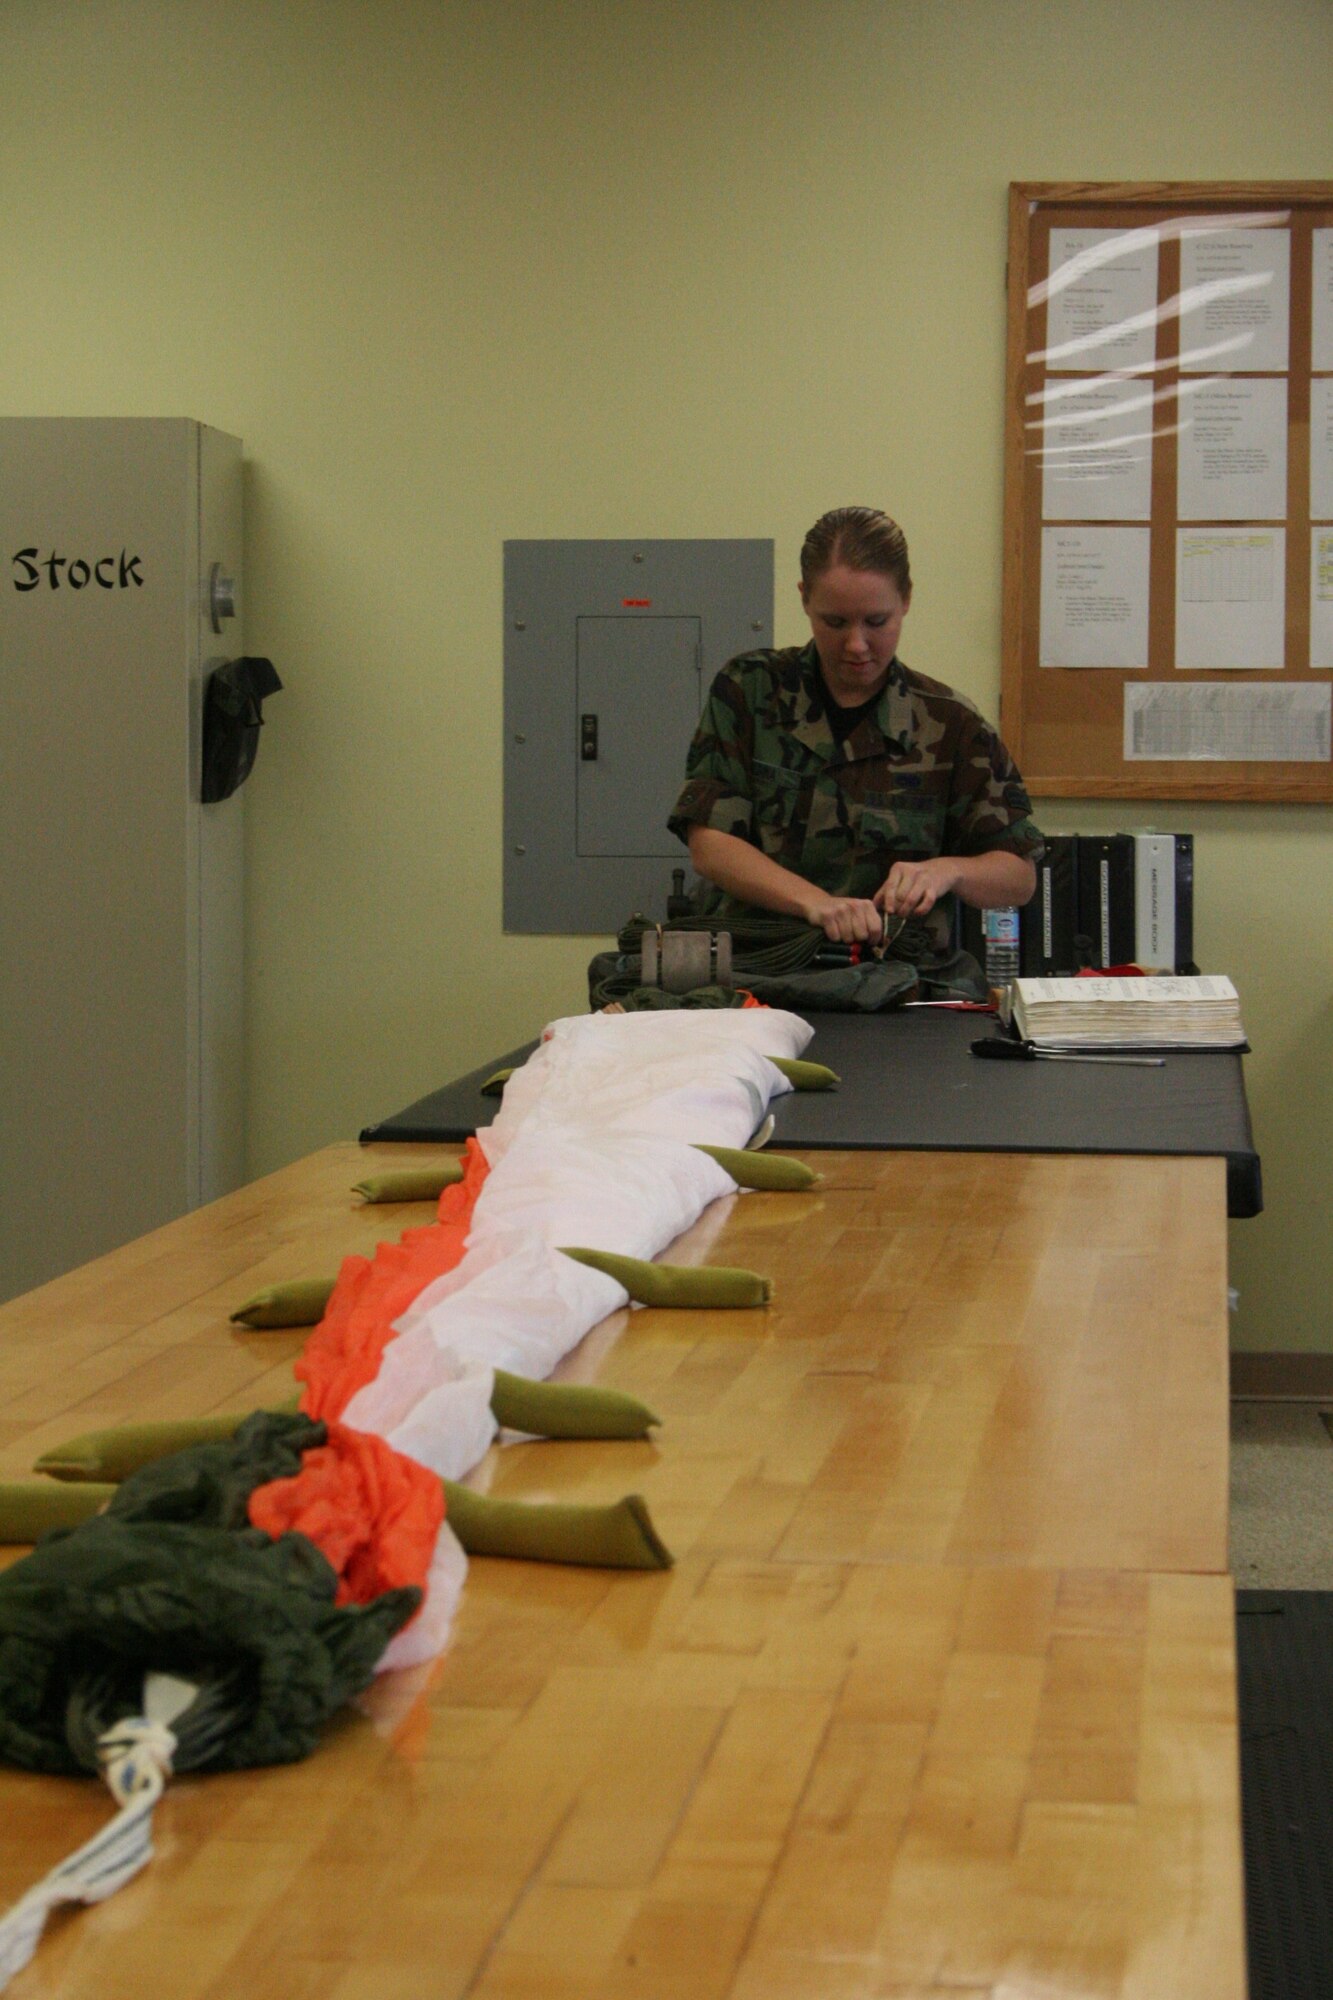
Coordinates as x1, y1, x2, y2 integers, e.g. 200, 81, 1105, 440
799, 563, 911, 707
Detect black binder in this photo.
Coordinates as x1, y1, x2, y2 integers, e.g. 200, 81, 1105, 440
1077, 833, 1136, 967
1021, 833, 1080, 976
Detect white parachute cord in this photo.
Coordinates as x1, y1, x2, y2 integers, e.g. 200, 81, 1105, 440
0, 1677, 191, 1993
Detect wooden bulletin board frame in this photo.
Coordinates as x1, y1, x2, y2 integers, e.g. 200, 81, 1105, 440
1002, 181, 1333, 801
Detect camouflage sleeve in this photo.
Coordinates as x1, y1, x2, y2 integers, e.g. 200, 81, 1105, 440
944, 710, 1045, 861
666, 669, 757, 849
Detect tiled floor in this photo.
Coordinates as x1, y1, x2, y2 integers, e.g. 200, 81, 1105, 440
1230, 1402, 1333, 1590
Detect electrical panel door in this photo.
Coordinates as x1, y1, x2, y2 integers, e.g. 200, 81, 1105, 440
504, 539, 773, 933
575, 616, 701, 859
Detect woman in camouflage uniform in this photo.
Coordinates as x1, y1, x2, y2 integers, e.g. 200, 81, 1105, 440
668, 507, 1041, 953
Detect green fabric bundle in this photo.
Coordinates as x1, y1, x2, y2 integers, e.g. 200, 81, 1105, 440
36, 1373, 659, 1487
20, 1411, 674, 1575
587, 909, 986, 1010
769, 1056, 840, 1090
590, 983, 746, 1013
559, 1245, 771, 1307
34, 1398, 304, 1485
442, 1481, 671, 1569
692, 1144, 818, 1191
36, 1413, 263, 1484
0, 1482, 116, 1541
490, 1369, 660, 1439
230, 1277, 336, 1328
0, 1413, 419, 1776
351, 1163, 463, 1204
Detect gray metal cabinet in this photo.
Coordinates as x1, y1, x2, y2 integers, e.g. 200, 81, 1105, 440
0, 418, 246, 1301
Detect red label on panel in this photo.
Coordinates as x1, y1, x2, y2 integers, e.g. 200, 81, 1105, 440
622, 598, 652, 607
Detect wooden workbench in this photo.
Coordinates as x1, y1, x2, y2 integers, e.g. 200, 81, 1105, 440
0, 1142, 1244, 1999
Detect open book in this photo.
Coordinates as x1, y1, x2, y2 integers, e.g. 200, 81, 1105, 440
1009, 975, 1246, 1051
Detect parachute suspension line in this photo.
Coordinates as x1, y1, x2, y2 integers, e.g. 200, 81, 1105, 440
0, 1677, 194, 1993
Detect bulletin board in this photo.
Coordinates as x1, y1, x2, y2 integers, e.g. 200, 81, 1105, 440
1001, 181, 1333, 801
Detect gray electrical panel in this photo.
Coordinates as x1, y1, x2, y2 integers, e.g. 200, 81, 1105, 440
0, 418, 246, 1303
504, 539, 773, 933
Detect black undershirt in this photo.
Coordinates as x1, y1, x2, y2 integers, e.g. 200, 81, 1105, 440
819, 680, 881, 751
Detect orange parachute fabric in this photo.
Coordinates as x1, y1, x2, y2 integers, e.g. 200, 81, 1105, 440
248, 1137, 490, 1607
247, 1420, 444, 1607
295, 1137, 490, 1423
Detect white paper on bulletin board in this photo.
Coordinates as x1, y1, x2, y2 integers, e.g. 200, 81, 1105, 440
1125, 681, 1330, 761
1037, 378, 1154, 520
1176, 530, 1285, 670
1040, 526, 1150, 667
1177, 379, 1288, 522
1178, 225, 1291, 373
1313, 530, 1333, 672
1042, 227, 1160, 372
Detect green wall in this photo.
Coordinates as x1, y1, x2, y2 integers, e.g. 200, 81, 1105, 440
3, 0, 1330, 1349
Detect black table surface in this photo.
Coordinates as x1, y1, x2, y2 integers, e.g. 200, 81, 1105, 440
360, 1007, 1262, 1218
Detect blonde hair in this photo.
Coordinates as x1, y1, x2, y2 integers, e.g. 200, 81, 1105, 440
799, 507, 911, 596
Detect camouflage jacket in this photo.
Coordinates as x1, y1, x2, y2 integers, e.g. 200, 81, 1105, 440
668, 643, 1043, 948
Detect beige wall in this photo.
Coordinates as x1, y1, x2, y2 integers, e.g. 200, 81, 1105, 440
3, 0, 1330, 1349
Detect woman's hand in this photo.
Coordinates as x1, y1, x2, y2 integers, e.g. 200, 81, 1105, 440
688, 828, 888, 940
800, 892, 885, 943
874, 858, 959, 919
877, 850, 1038, 917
